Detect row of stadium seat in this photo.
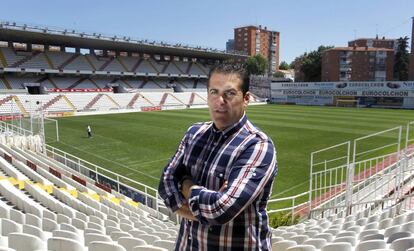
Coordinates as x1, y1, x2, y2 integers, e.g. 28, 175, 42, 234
0, 136, 178, 250
0, 92, 212, 114
272, 205, 414, 250
0, 47, 210, 76
0, 75, 207, 90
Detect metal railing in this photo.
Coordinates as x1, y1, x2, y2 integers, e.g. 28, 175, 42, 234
45, 144, 160, 211
268, 121, 414, 222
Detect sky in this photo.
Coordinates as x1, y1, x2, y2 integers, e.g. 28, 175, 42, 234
2, 0, 413, 63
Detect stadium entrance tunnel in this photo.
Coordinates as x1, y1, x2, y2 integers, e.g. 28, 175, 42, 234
24, 83, 48, 94
108, 83, 127, 93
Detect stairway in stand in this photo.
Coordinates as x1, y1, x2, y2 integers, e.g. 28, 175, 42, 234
84, 94, 103, 110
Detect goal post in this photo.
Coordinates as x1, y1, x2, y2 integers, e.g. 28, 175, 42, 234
336, 99, 360, 108
19, 115, 59, 143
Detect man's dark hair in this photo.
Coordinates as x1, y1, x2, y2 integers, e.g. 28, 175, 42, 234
208, 63, 249, 95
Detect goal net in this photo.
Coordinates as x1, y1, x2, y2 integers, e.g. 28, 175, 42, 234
19, 115, 59, 143
336, 99, 360, 108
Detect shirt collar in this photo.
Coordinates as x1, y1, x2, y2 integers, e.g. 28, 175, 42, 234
211, 113, 247, 137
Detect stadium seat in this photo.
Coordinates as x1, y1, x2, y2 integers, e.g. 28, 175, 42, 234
60, 223, 79, 234
392, 214, 407, 226
364, 222, 379, 230
334, 236, 356, 246
135, 234, 161, 244
290, 235, 309, 244
152, 240, 175, 250
84, 228, 103, 235
360, 233, 384, 242
379, 218, 393, 230
52, 230, 81, 242
72, 218, 87, 230
387, 231, 411, 243
129, 229, 147, 237
47, 237, 85, 251
359, 229, 380, 240
282, 232, 298, 239
8, 232, 45, 251
314, 233, 334, 242
25, 213, 41, 228
402, 221, 414, 233
390, 237, 414, 251
272, 240, 297, 251
336, 231, 356, 238
347, 226, 362, 233
285, 245, 316, 251
355, 240, 386, 251
118, 236, 147, 250
0, 248, 16, 251
23, 225, 47, 241
1, 218, 22, 236
110, 231, 131, 241
321, 242, 352, 251
356, 218, 368, 226
384, 226, 402, 238
88, 241, 126, 251
132, 246, 168, 251
84, 233, 112, 246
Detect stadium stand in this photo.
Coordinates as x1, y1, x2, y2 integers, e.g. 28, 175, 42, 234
0, 132, 180, 250
0, 25, 236, 119
2, 20, 414, 251
0, 128, 413, 251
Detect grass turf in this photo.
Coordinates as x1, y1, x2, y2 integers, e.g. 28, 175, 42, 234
46, 104, 414, 201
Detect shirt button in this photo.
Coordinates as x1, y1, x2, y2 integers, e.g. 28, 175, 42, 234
219, 173, 223, 178
253, 172, 256, 177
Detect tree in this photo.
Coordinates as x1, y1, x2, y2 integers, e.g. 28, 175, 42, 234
394, 36, 409, 81
273, 71, 285, 78
295, 45, 333, 82
245, 54, 269, 75
279, 61, 289, 70
289, 60, 296, 69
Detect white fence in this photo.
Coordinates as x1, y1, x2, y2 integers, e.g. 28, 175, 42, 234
268, 121, 414, 221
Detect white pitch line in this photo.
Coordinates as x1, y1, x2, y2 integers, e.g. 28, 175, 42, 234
56, 141, 159, 180
271, 180, 309, 199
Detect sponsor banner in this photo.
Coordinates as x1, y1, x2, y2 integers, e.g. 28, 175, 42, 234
271, 81, 414, 91
0, 115, 23, 121
272, 89, 413, 97
49, 88, 112, 92
141, 106, 162, 112
45, 111, 75, 117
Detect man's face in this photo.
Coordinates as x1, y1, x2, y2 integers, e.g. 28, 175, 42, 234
207, 72, 250, 131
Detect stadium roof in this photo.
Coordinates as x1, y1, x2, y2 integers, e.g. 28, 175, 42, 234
0, 21, 247, 60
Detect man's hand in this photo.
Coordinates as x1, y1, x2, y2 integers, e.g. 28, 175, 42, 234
178, 178, 228, 221
181, 178, 194, 200
182, 179, 228, 200
176, 203, 198, 221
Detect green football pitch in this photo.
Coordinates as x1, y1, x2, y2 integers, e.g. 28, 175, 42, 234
46, 104, 414, 200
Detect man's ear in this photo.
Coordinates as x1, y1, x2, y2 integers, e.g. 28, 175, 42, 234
244, 92, 250, 105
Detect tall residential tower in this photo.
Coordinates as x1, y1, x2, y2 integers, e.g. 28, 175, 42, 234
233, 25, 280, 74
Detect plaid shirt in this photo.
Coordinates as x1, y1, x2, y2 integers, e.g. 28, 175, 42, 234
158, 114, 277, 251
